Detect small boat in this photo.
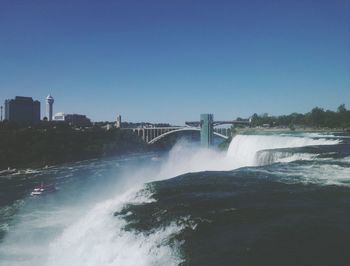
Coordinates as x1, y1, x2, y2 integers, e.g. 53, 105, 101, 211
31, 182, 57, 196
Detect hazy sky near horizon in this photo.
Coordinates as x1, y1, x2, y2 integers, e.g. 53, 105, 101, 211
0, 0, 349, 124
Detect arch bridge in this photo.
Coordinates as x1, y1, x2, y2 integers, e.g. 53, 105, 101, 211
124, 114, 250, 147
130, 126, 232, 144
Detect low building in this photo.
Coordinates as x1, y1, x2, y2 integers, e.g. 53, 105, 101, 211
4, 96, 40, 124
53, 112, 65, 121
53, 112, 92, 127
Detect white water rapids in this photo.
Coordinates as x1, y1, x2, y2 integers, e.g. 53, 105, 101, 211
0, 134, 343, 266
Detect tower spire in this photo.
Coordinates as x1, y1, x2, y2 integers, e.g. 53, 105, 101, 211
46, 94, 54, 121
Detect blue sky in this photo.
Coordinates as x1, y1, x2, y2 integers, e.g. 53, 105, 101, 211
0, 0, 349, 124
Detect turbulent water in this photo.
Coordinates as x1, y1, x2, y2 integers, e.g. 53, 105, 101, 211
0, 132, 350, 266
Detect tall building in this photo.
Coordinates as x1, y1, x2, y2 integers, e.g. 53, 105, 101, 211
4, 96, 40, 124
115, 115, 122, 128
46, 94, 54, 121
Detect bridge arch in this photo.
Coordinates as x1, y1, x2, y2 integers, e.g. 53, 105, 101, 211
148, 127, 228, 144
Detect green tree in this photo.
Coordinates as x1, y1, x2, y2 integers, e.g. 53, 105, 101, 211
337, 104, 347, 113
310, 107, 325, 127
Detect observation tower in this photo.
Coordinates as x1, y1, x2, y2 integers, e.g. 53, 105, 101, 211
46, 94, 54, 121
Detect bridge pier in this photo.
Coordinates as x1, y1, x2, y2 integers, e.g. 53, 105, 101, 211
200, 114, 214, 148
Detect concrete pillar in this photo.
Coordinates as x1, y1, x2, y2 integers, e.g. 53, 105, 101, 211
200, 114, 214, 148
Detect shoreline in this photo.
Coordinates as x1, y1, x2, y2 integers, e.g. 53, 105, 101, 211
0, 150, 159, 176
2, 129, 349, 172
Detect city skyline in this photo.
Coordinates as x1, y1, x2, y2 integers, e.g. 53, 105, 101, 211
0, 0, 349, 124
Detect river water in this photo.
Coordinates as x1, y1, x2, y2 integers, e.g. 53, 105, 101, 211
0, 132, 349, 266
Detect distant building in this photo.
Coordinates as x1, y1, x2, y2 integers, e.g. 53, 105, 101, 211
53, 112, 92, 127
4, 96, 40, 124
65, 114, 91, 127
115, 115, 122, 128
46, 94, 54, 121
53, 112, 65, 122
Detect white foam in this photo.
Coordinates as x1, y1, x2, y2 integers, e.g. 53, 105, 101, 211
46, 187, 183, 266
300, 163, 350, 186
44, 135, 342, 265
336, 156, 350, 164
227, 134, 339, 167
0, 134, 345, 266
275, 153, 316, 163
256, 151, 317, 165
264, 162, 350, 187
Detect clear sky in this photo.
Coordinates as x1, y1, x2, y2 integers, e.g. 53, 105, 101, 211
0, 0, 349, 124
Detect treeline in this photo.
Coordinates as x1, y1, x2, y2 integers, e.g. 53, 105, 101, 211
250, 104, 350, 129
0, 122, 147, 170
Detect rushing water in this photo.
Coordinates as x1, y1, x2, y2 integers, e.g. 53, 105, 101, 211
0, 132, 349, 266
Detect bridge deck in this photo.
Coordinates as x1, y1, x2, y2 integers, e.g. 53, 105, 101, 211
120, 118, 250, 144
